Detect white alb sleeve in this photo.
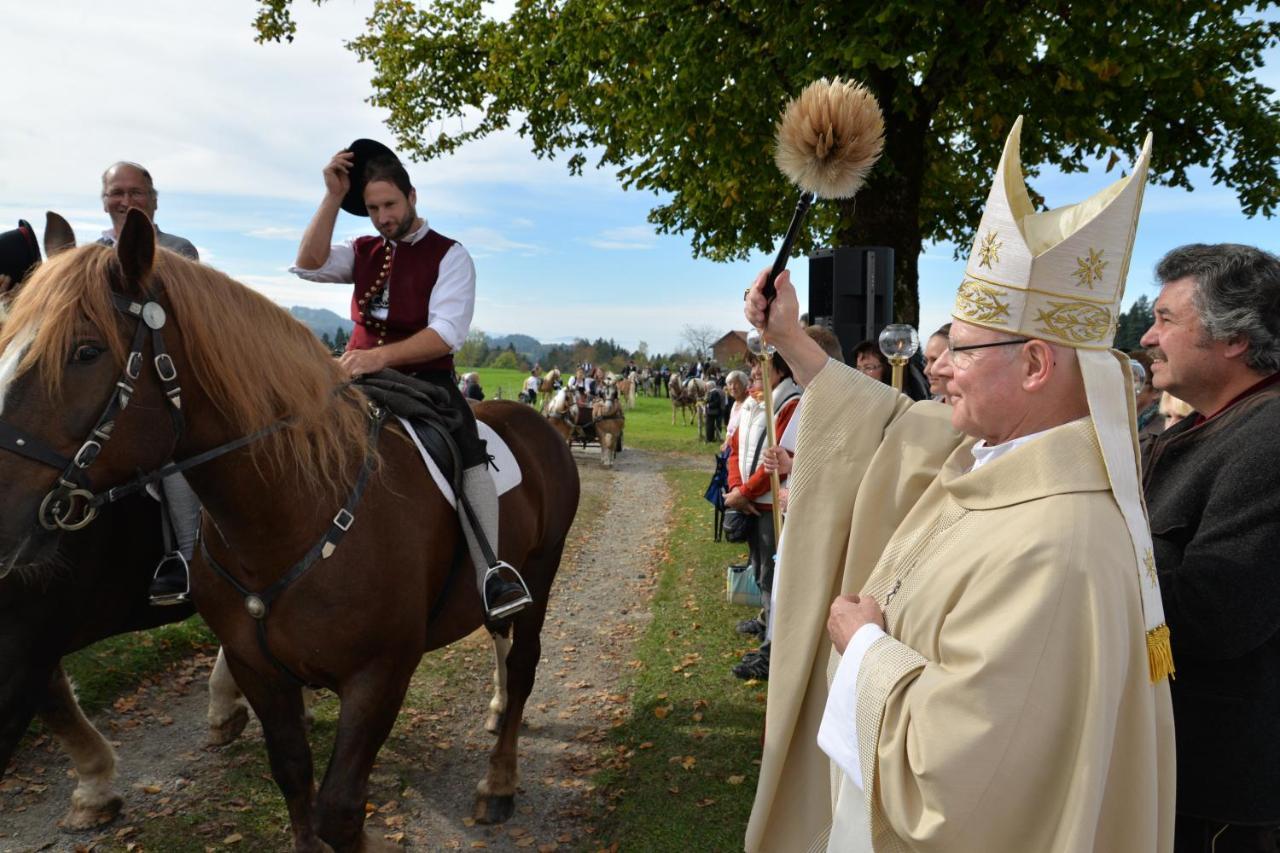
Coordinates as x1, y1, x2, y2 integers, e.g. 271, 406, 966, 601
818, 622, 887, 791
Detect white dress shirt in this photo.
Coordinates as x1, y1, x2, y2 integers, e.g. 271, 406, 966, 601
289, 218, 475, 352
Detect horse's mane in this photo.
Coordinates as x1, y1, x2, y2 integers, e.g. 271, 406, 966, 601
0, 244, 369, 499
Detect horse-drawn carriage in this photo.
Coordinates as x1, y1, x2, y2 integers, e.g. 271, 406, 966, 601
544, 385, 626, 467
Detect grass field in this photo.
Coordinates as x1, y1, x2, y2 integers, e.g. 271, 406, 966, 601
460, 366, 722, 456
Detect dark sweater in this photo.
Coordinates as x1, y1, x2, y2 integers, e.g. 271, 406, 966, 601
1141, 375, 1280, 825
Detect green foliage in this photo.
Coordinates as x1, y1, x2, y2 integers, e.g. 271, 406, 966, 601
486, 347, 522, 369
1114, 294, 1156, 351
256, 0, 1279, 323
457, 327, 490, 367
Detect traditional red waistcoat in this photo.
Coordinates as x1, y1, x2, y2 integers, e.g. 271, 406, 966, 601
348, 229, 458, 374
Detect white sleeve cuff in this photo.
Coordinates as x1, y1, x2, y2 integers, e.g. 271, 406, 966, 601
818, 623, 887, 791
289, 241, 356, 283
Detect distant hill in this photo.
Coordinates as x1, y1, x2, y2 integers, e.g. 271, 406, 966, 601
290, 307, 353, 339
488, 333, 550, 362
287, 310, 559, 359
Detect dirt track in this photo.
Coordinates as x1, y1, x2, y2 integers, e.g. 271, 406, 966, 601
0, 447, 685, 852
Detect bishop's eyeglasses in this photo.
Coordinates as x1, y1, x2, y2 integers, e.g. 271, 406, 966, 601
947, 338, 1030, 370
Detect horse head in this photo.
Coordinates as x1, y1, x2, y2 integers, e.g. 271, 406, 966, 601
0, 209, 363, 561
0, 210, 176, 560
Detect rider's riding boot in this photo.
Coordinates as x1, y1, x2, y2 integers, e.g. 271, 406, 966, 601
461, 464, 532, 620
150, 473, 200, 606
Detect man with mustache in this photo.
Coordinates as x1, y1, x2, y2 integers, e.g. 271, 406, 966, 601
292, 141, 532, 620
1140, 244, 1280, 853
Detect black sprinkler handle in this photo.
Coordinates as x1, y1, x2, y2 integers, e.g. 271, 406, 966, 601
763, 191, 815, 308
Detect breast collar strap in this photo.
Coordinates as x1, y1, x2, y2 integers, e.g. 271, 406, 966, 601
199, 406, 385, 689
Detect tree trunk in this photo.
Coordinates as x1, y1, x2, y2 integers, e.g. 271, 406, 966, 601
832, 112, 930, 328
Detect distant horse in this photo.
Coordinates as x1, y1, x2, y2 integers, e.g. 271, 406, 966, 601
0, 211, 579, 852
0, 214, 246, 831
536, 368, 561, 412
590, 387, 625, 468
615, 375, 637, 410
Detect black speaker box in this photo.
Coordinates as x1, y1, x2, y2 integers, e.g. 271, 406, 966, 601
808, 246, 895, 361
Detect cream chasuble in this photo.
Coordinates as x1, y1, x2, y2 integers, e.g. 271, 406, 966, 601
744, 359, 1174, 853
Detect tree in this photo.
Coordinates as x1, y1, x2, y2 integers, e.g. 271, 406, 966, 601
332, 326, 349, 353
681, 324, 720, 360
256, 0, 1279, 325
458, 328, 489, 367
488, 349, 522, 369
1113, 295, 1156, 351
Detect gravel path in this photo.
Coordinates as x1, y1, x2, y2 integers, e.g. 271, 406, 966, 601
0, 446, 681, 852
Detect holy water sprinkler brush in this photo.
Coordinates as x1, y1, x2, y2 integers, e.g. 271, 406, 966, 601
764, 77, 885, 304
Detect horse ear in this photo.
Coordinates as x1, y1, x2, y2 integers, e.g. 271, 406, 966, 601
44, 211, 76, 257
115, 207, 155, 291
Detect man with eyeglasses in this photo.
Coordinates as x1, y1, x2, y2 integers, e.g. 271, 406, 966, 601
745, 117, 1172, 853
95, 162, 200, 605
96, 162, 198, 261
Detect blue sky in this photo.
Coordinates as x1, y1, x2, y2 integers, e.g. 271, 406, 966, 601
3, 1, 1276, 353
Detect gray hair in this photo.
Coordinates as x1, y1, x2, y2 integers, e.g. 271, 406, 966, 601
725, 370, 748, 387
1156, 244, 1280, 374
101, 161, 156, 195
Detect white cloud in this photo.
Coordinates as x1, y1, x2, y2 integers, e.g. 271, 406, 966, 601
246, 226, 304, 240
585, 225, 659, 251
0, 0, 619, 214
453, 226, 543, 255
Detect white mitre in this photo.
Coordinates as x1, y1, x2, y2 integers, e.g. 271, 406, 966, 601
952, 117, 1173, 682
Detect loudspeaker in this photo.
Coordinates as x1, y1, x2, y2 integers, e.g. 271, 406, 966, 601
808, 246, 895, 361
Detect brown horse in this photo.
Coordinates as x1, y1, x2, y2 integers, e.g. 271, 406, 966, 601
535, 368, 560, 411
591, 388, 624, 468
0, 213, 251, 831
0, 211, 579, 852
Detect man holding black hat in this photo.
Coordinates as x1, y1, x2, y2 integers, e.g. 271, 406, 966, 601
291, 141, 531, 620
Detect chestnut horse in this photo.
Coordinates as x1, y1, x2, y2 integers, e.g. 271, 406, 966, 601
0, 214, 247, 831
0, 211, 578, 852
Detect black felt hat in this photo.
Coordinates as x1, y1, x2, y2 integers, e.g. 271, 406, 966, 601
0, 220, 41, 283
341, 138, 401, 217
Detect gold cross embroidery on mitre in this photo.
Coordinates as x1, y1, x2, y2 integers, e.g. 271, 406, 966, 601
1073, 248, 1108, 289
977, 230, 1002, 269
1144, 549, 1157, 585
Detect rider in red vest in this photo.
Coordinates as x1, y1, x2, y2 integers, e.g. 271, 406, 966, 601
290, 140, 530, 620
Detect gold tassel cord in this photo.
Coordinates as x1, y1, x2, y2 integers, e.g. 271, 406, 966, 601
1147, 623, 1175, 683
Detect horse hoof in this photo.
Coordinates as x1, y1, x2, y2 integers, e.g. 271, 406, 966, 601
483, 712, 503, 734
473, 793, 516, 825
59, 794, 123, 831
207, 705, 250, 746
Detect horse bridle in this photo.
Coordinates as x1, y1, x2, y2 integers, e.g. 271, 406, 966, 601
0, 291, 185, 531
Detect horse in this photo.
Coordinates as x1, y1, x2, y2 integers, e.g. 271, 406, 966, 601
536, 368, 560, 412
614, 375, 637, 410
0, 210, 579, 852
0, 213, 250, 831
590, 387, 624, 468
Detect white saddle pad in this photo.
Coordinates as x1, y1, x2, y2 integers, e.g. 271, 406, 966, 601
395, 416, 521, 508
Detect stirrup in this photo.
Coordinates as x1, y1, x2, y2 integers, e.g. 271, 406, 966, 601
483, 561, 533, 620
149, 552, 191, 606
